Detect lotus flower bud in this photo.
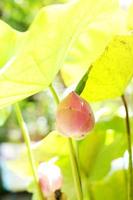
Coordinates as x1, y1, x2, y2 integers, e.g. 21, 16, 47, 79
38, 160, 63, 197
56, 92, 95, 139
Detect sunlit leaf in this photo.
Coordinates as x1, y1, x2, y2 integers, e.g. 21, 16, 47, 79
79, 130, 105, 176
92, 170, 127, 200
81, 35, 133, 102
0, 0, 120, 109
61, 9, 126, 86
0, 20, 24, 68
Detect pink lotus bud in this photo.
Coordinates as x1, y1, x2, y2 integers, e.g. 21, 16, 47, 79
38, 160, 63, 197
56, 92, 95, 139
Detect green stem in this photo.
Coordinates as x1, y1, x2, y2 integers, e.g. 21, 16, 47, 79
49, 84, 83, 200
121, 95, 133, 200
68, 138, 83, 200
49, 84, 60, 105
74, 141, 83, 192
14, 103, 45, 200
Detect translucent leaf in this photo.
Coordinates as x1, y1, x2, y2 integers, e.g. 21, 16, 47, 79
0, 20, 24, 68
61, 9, 125, 85
81, 35, 133, 102
93, 170, 127, 200
79, 130, 105, 176
0, 0, 121, 108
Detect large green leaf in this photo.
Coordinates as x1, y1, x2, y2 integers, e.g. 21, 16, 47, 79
81, 35, 133, 102
79, 130, 105, 176
92, 170, 127, 200
0, 0, 121, 109
61, 9, 126, 86
89, 131, 126, 181
0, 20, 24, 68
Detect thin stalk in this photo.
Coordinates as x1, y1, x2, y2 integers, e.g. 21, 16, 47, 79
49, 84, 60, 105
14, 103, 45, 200
74, 141, 83, 191
121, 95, 133, 200
49, 84, 83, 200
68, 138, 83, 200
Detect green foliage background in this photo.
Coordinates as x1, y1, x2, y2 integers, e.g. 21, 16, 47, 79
0, 0, 133, 200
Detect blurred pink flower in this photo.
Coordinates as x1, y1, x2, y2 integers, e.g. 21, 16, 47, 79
38, 159, 63, 197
